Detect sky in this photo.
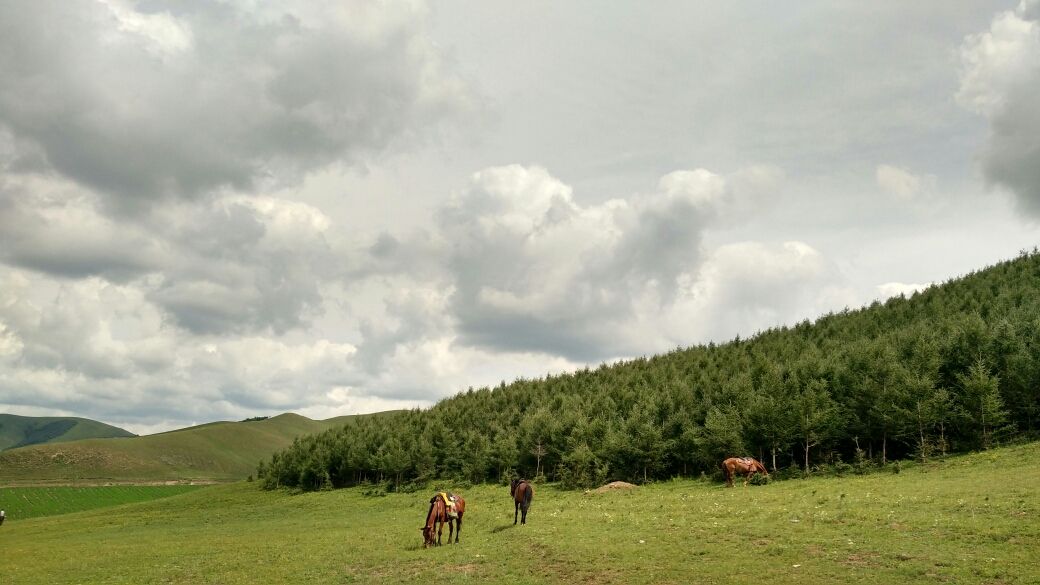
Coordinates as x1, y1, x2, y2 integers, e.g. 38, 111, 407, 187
1, 1, 1038, 435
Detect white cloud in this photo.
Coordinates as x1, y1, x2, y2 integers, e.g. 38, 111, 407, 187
957, 3, 1039, 117
99, 0, 194, 56
436, 165, 721, 358
876, 281, 933, 299
668, 241, 849, 342
0, 265, 369, 427
876, 164, 936, 199
415, 164, 814, 360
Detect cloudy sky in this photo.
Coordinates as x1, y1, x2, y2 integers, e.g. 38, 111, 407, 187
1, 1, 1038, 434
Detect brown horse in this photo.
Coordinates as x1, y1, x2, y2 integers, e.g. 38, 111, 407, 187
421, 493, 465, 548
510, 479, 533, 525
721, 457, 769, 487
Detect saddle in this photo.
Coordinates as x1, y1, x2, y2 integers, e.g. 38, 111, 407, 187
435, 492, 459, 518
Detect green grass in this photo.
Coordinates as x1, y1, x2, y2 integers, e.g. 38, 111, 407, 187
0, 485, 206, 519
0, 412, 392, 485
2, 443, 1039, 584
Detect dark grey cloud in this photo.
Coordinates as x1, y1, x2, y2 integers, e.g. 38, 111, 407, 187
0, 175, 334, 336
0, 0, 469, 214
982, 82, 1040, 215
959, 1, 1040, 216
143, 196, 334, 335
0, 0, 470, 339
0, 178, 161, 281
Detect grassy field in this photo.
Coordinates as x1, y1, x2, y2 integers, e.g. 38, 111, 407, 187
0, 412, 387, 485
1, 443, 1038, 584
0, 485, 206, 519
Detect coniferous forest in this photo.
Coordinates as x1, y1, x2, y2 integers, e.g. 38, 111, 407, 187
260, 250, 1040, 491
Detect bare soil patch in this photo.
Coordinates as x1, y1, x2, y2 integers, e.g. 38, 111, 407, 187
593, 481, 638, 493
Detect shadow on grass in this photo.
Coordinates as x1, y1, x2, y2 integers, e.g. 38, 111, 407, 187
408, 533, 471, 551
490, 524, 514, 534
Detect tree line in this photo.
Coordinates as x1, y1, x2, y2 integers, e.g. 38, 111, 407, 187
260, 250, 1040, 491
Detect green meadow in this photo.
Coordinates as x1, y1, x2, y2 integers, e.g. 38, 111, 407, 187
0, 485, 206, 520
2, 442, 1038, 585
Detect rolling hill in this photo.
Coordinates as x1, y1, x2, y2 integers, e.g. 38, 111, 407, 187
0, 414, 135, 451
0, 412, 392, 485
261, 249, 1040, 490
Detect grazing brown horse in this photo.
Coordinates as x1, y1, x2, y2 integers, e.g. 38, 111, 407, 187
721, 457, 769, 487
421, 493, 465, 548
510, 479, 533, 525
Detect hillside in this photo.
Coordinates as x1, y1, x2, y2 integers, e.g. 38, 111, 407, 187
0, 414, 135, 451
0, 412, 386, 485
262, 249, 1040, 490
3, 442, 1039, 584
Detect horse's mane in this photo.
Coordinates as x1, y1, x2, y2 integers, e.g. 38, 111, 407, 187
423, 498, 438, 529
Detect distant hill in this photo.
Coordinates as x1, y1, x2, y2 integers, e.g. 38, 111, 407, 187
0, 412, 395, 485
0, 414, 135, 451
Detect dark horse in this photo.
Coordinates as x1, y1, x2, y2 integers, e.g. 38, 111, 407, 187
722, 457, 769, 487
510, 479, 533, 525
421, 493, 465, 548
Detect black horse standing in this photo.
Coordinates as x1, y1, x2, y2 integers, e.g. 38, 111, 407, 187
510, 479, 533, 525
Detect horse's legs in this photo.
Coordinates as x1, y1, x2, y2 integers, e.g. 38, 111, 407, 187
520, 505, 527, 525
454, 516, 462, 543
437, 518, 444, 545
448, 519, 454, 544
514, 501, 519, 525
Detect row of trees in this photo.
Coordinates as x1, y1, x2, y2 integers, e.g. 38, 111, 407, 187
260, 250, 1040, 490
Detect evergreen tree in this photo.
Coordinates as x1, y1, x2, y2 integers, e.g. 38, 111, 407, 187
793, 379, 842, 472
957, 358, 1009, 450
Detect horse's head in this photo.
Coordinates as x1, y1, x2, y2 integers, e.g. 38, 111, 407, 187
510, 479, 521, 497
420, 526, 432, 548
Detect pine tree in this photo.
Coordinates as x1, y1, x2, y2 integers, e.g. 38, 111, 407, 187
957, 358, 1009, 450
794, 379, 842, 472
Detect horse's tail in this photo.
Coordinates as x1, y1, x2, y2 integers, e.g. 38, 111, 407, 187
522, 482, 533, 509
